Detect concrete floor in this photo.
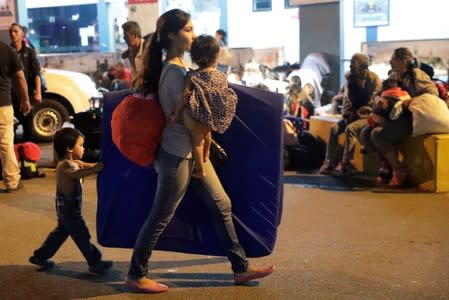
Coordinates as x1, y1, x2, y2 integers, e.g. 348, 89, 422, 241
1, 144, 449, 299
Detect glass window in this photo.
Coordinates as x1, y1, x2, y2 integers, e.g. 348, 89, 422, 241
27, 4, 98, 54
253, 0, 272, 12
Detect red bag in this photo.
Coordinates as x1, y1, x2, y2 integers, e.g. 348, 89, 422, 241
433, 79, 449, 102
111, 93, 166, 167
14, 142, 41, 162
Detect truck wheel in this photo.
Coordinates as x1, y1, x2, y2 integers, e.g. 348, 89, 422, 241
31, 99, 70, 142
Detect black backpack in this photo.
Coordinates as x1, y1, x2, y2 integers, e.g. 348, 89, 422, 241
285, 131, 325, 171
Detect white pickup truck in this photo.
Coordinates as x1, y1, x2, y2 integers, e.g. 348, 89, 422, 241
29, 68, 102, 142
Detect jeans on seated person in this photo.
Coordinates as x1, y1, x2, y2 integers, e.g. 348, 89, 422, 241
322, 118, 367, 168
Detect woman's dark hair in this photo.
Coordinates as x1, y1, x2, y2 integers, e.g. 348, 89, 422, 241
53, 128, 84, 160
393, 47, 418, 87
393, 47, 417, 72
190, 35, 220, 68
136, 9, 191, 95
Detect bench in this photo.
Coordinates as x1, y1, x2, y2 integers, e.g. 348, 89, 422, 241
309, 115, 449, 192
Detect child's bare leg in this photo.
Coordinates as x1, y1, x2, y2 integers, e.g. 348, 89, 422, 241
203, 131, 212, 163
182, 110, 210, 178
192, 136, 206, 178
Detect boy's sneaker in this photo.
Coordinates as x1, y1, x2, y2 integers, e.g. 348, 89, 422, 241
89, 260, 113, 274
29, 255, 55, 269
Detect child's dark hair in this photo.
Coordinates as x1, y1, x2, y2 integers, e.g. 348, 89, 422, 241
382, 78, 398, 91
53, 128, 84, 160
190, 34, 220, 68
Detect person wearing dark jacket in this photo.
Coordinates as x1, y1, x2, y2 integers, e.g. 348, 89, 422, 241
320, 53, 381, 175
9, 23, 42, 141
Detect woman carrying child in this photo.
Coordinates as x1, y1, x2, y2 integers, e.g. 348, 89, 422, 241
125, 9, 274, 294
171, 34, 237, 178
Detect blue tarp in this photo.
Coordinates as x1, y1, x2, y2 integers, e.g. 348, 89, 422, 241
96, 84, 284, 257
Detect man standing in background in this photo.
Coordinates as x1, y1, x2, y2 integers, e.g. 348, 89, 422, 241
9, 23, 42, 141
0, 40, 31, 192
121, 21, 146, 86
215, 29, 232, 74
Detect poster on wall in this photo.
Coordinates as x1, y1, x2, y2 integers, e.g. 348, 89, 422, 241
0, 0, 15, 29
354, 0, 389, 27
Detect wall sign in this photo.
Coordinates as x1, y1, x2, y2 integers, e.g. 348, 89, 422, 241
0, 0, 15, 29
354, 0, 389, 27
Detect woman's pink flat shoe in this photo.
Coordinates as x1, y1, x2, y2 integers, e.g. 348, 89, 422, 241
234, 265, 275, 284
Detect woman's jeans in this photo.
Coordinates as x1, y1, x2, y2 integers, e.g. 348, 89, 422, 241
360, 113, 413, 154
128, 148, 248, 279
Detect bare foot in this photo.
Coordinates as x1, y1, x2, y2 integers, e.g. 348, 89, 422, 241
125, 276, 168, 293
234, 265, 276, 284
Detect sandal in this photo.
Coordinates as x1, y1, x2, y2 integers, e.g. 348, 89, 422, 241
319, 160, 335, 174
388, 168, 408, 188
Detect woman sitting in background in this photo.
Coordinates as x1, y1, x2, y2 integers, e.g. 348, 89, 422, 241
360, 47, 438, 187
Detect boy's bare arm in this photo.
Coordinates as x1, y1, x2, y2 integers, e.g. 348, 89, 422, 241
63, 161, 104, 179
77, 160, 102, 169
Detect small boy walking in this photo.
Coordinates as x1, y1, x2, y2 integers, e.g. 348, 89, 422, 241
29, 128, 113, 274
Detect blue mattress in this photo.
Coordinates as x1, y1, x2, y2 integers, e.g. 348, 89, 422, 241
96, 84, 284, 257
